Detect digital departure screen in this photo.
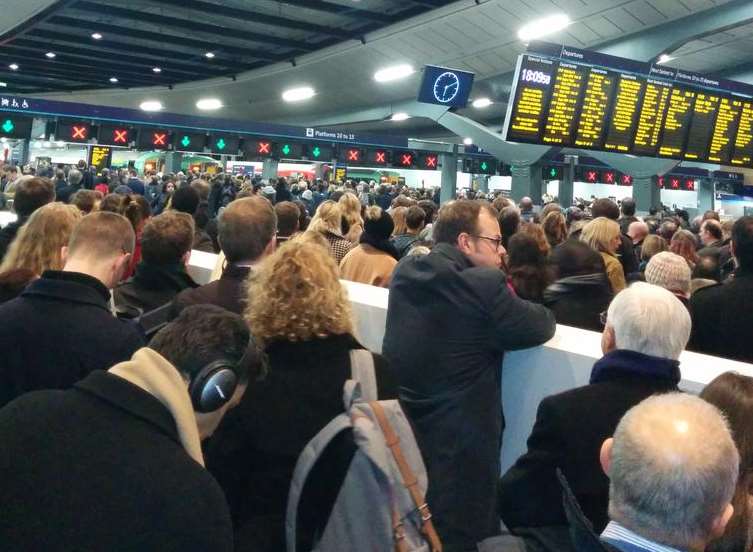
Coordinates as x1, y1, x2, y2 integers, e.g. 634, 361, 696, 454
503, 43, 753, 166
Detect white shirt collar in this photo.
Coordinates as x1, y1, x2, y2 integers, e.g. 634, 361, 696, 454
602, 521, 686, 552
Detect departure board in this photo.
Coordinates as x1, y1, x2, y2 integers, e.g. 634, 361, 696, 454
708, 97, 742, 164
542, 62, 586, 144
633, 79, 672, 156
503, 42, 753, 166
604, 74, 644, 152
658, 88, 696, 158
574, 68, 615, 148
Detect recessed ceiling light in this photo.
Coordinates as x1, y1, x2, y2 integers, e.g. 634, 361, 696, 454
139, 100, 163, 112
518, 14, 571, 42
282, 86, 315, 102
152, 67, 162, 73
472, 98, 493, 108
45, 52, 56, 59
196, 98, 223, 110
91, 32, 103, 40
8, 64, 18, 71
657, 54, 674, 65
374, 64, 415, 83
205, 52, 215, 59
463, 137, 473, 145
109, 77, 119, 83
391, 112, 410, 121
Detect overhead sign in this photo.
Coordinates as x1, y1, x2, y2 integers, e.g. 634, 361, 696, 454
367, 149, 390, 166
417, 65, 475, 108
97, 124, 131, 146
278, 142, 303, 159
210, 135, 239, 154
305, 143, 333, 160
0, 115, 32, 140
396, 151, 415, 168
173, 132, 207, 152
57, 121, 92, 143
88, 145, 112, 174
138, 128, 170, 150
420, 153, 439, 170
339, 147, 363, 164
503, 41, 753, 167
243, 139, 275, 159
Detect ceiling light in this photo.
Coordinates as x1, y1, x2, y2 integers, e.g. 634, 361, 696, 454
109, 77, 118, 83
391, 112, 411, 121
463, 137, 473, 145
374, 64, 415, 83
152, 67, 162, 73
196, 98, 223, 110
282, 86, 315, 102
518, 14, 571, 42
472, 97, 493, 108
205, 52, 215, 59
139, 100, 163, 112
91, 32, 102, 40
0, 82, 6, 88
45, 52, 56, 59
9, 64, 18, 71
657, 54, 674, 65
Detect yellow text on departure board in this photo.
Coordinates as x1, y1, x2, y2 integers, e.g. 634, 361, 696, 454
604, 75, 642, 151
731, 102, 753, 165
543, 64, 584, 144
658, 89, 695, 157
574, 69, 612, 147
634, 81, 671, 152
708, 98, 742, 163
510, 87, 545, 136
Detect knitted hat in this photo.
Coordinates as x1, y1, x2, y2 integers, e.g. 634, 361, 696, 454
645, 251, 691, 295
301, 189, 313, 201
363, 206, 394, 241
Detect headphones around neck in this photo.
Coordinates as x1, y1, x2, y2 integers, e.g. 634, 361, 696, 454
189, 358, 240, 413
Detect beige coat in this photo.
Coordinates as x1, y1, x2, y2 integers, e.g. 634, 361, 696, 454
339, 243, 397, 288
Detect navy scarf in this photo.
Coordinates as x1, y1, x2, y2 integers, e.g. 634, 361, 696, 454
590, 349, 681, 385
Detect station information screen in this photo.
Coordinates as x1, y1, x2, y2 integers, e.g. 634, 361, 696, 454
503, 42, 753, 166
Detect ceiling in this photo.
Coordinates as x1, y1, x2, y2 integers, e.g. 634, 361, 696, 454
3, 0, 753, 141
0, 0, 457, 94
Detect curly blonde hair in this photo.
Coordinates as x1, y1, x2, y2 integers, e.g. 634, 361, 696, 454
246, 237, 353, 346
0, 202, 82, 276
308, 200, 343, 236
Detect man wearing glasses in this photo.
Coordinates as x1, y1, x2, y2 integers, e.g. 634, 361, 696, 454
382, 199, 556, 551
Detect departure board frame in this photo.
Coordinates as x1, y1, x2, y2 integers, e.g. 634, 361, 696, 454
503, 41, 753, 167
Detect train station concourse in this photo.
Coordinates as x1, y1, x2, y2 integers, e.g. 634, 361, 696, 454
1, 1, 753, 552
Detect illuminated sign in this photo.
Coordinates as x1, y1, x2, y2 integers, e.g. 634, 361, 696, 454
417, 65, 475, 108
464, 157, 497, 174
620, 174, 633, 186
421, 154, 439, 169
137, 128, 170, 150
684, 178, 696, 191
173, 132, 207, 152
584, 169, 599, 183
338, 147, 363, 164
278, 142, 303, 159
0, 115, 32, 139
210, 135, 239, 154
398, 152, 415, 167
97, 124, 131, 146
367, 149, 389, 165
306, 143, 333, 160
57, 121, 92, 143
87, 145, 112, 174
542, 165, 563, 180
601, 170, 616, 184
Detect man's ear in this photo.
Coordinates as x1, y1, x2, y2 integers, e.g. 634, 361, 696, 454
457, 232, 472, 255
600, 438, 613, 477
59, 245, 69, 266
182, 250, 191, 266
710, 503, 734, 540
601, 324, 616, 355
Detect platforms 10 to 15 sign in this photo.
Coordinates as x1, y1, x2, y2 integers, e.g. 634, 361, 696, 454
503, 42, 753, 167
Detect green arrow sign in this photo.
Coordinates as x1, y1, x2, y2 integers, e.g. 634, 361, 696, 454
311, 146, 321, 158
281, 144, 291, 156
480, 161, 488, 171
550, 168, 557, 177
216, 138, 226, 150
181, 135, 191, 148
2, 119, 14, 133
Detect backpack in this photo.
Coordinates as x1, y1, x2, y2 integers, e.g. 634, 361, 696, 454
286, 350, 442, 552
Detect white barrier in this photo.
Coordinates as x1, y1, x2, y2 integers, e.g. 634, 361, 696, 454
189, 253, 753, 473
0, 211, 17, 228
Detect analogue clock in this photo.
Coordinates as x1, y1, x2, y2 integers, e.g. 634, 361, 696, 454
433, 71, 461, 104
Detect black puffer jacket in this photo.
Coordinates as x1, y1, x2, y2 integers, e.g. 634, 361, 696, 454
543, 273, 613, 332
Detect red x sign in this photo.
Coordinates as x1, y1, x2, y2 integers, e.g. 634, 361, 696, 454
401, 154, 413, 166
257, 142, 271, 154
603, 171, 615, 184
113, 129, 128, 143
347, 149, 360, 161
425, 155, 437, 168
375, 151, 386, 163
670, 177, 680, 189
153, 132, 167, 146
586, 170, 598, 182
72, 125, 87, 140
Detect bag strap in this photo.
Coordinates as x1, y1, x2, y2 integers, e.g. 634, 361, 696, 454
350, 349, 378, 402
369, 401, 443, 552
286, 413, 351, 552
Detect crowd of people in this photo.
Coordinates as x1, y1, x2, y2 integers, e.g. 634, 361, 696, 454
0, 160, 752, 552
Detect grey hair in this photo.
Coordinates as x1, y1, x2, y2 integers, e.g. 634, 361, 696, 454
67, 168, 83, 187
609, 393, 739, 549
607, 282, 690, 360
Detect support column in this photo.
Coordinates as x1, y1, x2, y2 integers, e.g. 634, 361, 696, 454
697, 178, 714, 213
440, 146, 458, 204
262, 158, 279, 180
164, 152, 183, 174
633, 177, 661, 213
478, 176, 489, 194
314, 162, 325, 180
511, 163, 543, 205
559, 157, 575, 207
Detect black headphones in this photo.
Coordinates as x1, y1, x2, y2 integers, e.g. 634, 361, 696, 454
188, 358, 240, 413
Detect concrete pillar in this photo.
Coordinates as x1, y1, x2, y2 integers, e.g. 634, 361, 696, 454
262, 158, 279, 180
697, 178, 714, 213
164, 152, 183, 174
511, 163, 543, 205
559, 158, 575, 207
440, 146, 458, 204
479, 176, 489, 194
633, 176, 661, 213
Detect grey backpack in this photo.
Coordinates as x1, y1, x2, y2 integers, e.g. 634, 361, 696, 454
286, 349, 443, 552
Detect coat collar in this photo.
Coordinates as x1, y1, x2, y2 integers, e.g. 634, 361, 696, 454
431, 242, 475, 271
590, 349, 681, 385
23, 270, 110, 308
221, 263, 252, 281
74, 370, 180, 444
132, 262, 198, 291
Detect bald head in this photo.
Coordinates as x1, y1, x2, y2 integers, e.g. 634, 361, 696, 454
627, 221, 648, 244
604, 393, 738, 550
519, 197, 533, 211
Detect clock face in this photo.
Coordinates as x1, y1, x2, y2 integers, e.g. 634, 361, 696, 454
433, 71, 461, 103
